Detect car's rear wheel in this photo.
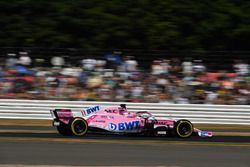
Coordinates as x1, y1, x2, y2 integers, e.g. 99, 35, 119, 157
69, 118, 88, 136
56, 124, 71, 136
174, 119, 193, 138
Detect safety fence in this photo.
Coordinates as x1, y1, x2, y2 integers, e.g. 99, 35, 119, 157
0, 99, 250, 125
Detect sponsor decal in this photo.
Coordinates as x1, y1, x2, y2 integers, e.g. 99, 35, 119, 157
198, 131, 213, 137
81, 110, 87, 116
155, 121, 167, 125
169, 125, 174, 128
57, 112, 72, 118
126, 115, 136, 118
86, 106, 100, 115
108, 121, 140, 131
108, 116, 114, 119
93, 120, 106, 123
157, 131, 167, 135
105, 109, 117, 113
53, 121, 60, 126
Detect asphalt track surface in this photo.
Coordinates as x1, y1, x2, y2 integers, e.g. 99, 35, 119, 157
0, 123, 250, 167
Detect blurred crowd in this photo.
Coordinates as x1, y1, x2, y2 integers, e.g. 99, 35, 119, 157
0, 52, 249, 104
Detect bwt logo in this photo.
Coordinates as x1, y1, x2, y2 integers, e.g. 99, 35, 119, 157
109, 121, 140, 131
86, 106, 100, 115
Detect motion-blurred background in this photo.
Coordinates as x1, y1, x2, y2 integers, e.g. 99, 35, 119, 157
0, 1, 249, 104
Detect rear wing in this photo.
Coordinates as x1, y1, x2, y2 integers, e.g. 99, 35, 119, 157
50, 105, 102, 123
50, 109, 74, 124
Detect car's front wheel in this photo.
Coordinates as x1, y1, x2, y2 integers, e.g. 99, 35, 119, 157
174, 119, 193, 138
69, 118, 88, 136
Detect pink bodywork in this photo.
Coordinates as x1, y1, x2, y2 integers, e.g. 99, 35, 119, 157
54, 105, 175, 133
56, 109, 73, 124
53, 105, 212, 137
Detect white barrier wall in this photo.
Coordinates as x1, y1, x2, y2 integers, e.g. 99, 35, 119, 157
0, 99, 250, 125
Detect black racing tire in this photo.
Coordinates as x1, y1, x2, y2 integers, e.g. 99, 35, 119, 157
69, 118, 88, 136
56, 124, 72, 136
174, 119, 193, 138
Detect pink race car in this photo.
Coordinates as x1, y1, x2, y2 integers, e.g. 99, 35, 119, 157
51, 104, 213, 138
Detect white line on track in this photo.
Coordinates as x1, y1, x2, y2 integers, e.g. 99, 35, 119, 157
0, 165, 182, 167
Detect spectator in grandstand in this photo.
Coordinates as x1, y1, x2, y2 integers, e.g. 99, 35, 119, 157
69, 86, 88, 100
86, 72, 103, 88
169, 58, 182, 77
6, 53, 18, 68
81, 58, 96, 71
151, 59, 170, 75
97, 84, 114, 101
233, 59, 249, 76
18, 52, 32, 67
123, 55, 138, 72
105, 52, 122, 70
0, 66, 13, 96
182, 57, 193, 76
161, 59, 170, 75
95, 59, 106, 72
0, 52, 249, 105
51, 56, 65, 68
151, 60, 163, 75
205, 91, 219, 104
193, 59, 206, 75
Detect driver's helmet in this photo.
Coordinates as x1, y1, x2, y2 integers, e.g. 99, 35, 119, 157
119, 104, 127, 115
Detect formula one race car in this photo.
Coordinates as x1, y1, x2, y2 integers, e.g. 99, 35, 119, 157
51, 104, 213, 138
